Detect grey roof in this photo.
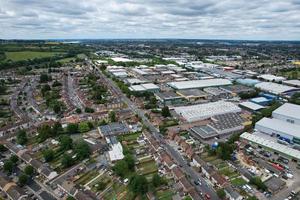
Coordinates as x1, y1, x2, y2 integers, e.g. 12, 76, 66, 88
224, 185, 241, 199
272, 103, 300, 121
255, 117, 300, 139
168, 78, 232, 90
264, 176, 286, 193
99, 122, 130, 136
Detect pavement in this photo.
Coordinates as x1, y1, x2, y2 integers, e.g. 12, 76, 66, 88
91, 61, 219, 200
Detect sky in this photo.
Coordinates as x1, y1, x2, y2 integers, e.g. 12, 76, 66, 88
0, 0, 300, 40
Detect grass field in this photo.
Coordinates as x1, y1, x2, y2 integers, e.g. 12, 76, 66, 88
157, 190, 174, 200
231, 177, 247, 186
5, 51, 62, 61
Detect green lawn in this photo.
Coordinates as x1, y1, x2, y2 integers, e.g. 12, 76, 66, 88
57, 57, 75, 63
231, 177, 247, 187
157, 190, 174, 200
5, 51, 62, 61
137, 160, 158, 175
118, 132, 141, 142
219, 167, 238, 178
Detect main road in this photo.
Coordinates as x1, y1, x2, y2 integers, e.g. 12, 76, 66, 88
90, 61, 219, 200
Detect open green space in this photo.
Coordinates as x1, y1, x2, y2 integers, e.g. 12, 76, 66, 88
231, 177, 247, 187
75, 170, 99, 186
5, 51, 62, 61
157, 189, 174, 200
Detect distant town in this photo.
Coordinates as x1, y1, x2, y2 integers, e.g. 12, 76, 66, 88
0, 39, 300, 200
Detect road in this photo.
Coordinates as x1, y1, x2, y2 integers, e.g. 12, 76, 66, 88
66, 73, 85, 110
91, 61, 219, 200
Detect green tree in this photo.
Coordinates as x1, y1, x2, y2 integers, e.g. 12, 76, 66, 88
0, 144, 6, 152
217, 189, 226, 199
42, 149, 55, 162
161, 106, 171, 118
152, 174, 166, 188
53, 102, 61, 114
16, 129, 28, 145
79, 122, 90, 133
24, 165, 34, 176
113, 160, 129, 178
37, 124, 53, 142
18, 173, 29, 187
61, 154, 74, 168
124, 154, 135, 171
250, 177, 267, 191
3, 160, 13, 174
128, 174, 148, 195
59, 135, 73, 151
109, 111, 117, 122
246, 196, 258, 200
52, 122, 64, 135
66, 123, 78, 134
75, 108, 82, 114
74, 140, 90, 160
84, 107, 94, 113
66, 196, 76, 200
10, 155, 19, 163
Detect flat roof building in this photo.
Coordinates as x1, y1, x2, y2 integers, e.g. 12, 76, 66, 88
272, 103, 300, 125
167, 79, 232, 90
255, 117, 300, 144
258, 74, 286, 82
177, 89, 210, 102
154, 91, 184, 105
240, 132, 300, 162
255, 82, 299, 95
98, 122, 130, 137
174, 100, 241, 122
129, 83, 160, 92
239, 101, 265, 111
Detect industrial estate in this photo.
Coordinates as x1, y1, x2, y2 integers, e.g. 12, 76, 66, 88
0, 39, 300, 200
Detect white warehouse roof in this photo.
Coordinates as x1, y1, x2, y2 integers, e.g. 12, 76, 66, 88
258, 74, 286, 82
272, 103, 300, 122
255, 117, 300, 139
255, 82, 296, 95
283, 80, 300, 87
239, 101, 265, 111
129, 83, 159, 92
240, 132, 300, 161
168, 78, 232, 90
108, 142, 124, 161
174, 100, 241, 122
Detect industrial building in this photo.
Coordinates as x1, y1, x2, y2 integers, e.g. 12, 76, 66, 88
254, 103, 300, 144
240, 132, 300, 162
98, 122, 130, 137
129, 83, 160, 92
176, 89, 210, 102
254, 82, 299, 95
190, 113, 246, 139
154, 91, 184, 105
174, 100, 241, 122
239, 101, 265, 112
258, 74, 286, 82
250, 97, 272, 106
167, 78, 232, 90
255, 118, 300, 144
272, 103, 300, 125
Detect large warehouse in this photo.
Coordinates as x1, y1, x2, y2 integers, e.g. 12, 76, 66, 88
240, 132, 300, 162
254, 82, 299, 95
174, 100, 241, 122
255, 117, 300, 144
272, 103, 300, 125
167, 78, 232, 90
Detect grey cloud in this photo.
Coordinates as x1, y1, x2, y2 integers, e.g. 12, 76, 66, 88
0, 0, 299, 40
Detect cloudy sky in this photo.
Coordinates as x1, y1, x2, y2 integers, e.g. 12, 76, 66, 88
0, 0, 300, 40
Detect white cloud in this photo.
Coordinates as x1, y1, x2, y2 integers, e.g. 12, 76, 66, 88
0, 0, 299, 40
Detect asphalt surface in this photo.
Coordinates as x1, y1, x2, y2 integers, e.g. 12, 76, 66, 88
92, 62, 219, 200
